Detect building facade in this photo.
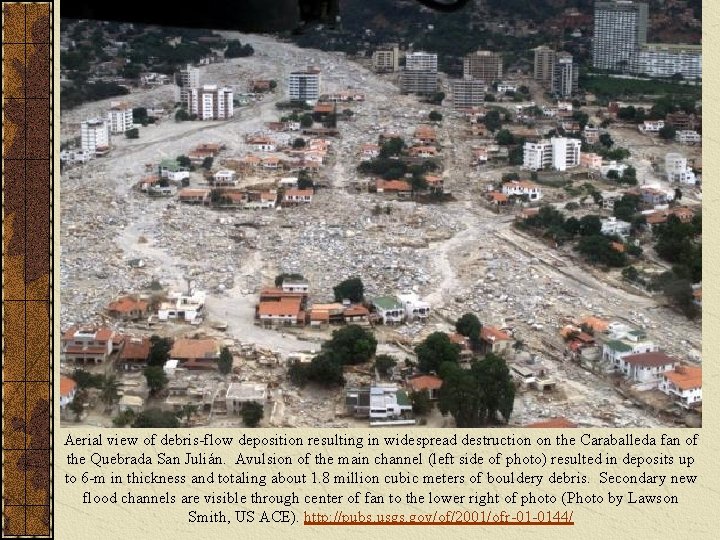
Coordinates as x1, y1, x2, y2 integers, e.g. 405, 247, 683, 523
186, 85, 234, 120
451, 79, 486, 109
399, 70, 438, 96
176, 64, 200, 103
372, 45, 400, 72
405, 51, 438, 72
551, 52, 579, 98
534, 45, 556, 84
638, 44, 701, 79
80, 118, 110, 156
107, 103, 134, 134
463, 50, 503, 81
523, 137, 581, 171
288, 69, 321, 103
592, 1, 648, 72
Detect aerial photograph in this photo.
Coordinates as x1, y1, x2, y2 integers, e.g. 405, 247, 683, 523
59, 0, 702, 430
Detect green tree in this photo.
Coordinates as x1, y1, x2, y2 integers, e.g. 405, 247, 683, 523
297, 169, 314, 189
295, 352, 346, 387
411, 390, 431, 416
495, 129, 515, 145
144, 365, 168, 397
112, 409, 136, 427
374, 354, 397, 378
100, 375, 120, 413
484, 109, 502, 132
300, 113, 313, 128
324, 325, 377, 365
175, 108, 190, 122
133, 107, 148, 123
176, 403, 198, 426
225, 40, 254, 58
415, 332, 461, 374
274, 273, 305, 286
71, 369, 104, 390
148, 336, 172, 367
599, 133, 613, 147
202, 156, 214, 170
659, 125, 676, 140
428, 110, 443, 122
132, 408, 179, 428
606, 169, 619, 180
379, 137, 405, 159
455, 313, 481, 343
176, 155, 191, 168
218, 346, 233, 375
333, 277, 364, 303
241, 402, 264, 427
69, 389, 88, 422
292, 137, 306, 148
578, 215, 602, 236
269, 80, 277, 90
125, 127, 139, 139
620, 166, 637, 185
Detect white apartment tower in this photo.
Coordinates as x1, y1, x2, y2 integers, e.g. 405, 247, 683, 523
638, 44, 702, 79
534, 45, 556, 84
288, 68, 322, 104
405, 51, 438, 73
665, 153, 696, 184
523, 137, 581, 171
186, 85, 234, 120
551, 53, 579, 98
80, 118, 110, 156
106, 102, 134, 134
593, 1, 648, 72
463, 50, 503, 82
176, 64, 200, 102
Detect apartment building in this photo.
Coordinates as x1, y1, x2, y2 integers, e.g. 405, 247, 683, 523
405, 51, 438, 72
399, 70, 438, 96
107, 102, 134, 134
463, 50, 503, 81
523, 137, 581, 171
593, 1, 648, 72
665, 153, 696, 184
176, 64, 200, 103
80, 118, 110, 156
185, 85, 234, 120
534, 45, 556, 84
372, 45, 400, 72
551, 52, 579, 98
638, 43, 701, 79
451, 79, 485, 109
288, 68, 322, 104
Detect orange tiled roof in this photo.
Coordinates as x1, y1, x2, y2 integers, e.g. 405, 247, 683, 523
169, 339, 218, 360
343, 305, 370, 317
580, 316, 609, 333
60, 376, 77, 398
664, 365, 702, 390
408, 375, 443, 392
481, 326, 511, 342
285, 189, 313, 198
258, 297, 302, 317
376, 179, 411, 192
623, 351, 677, 367
120, 337, 151, 361
108, 296, 148, 313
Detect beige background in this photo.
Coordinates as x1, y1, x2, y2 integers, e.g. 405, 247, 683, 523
54, 1, 720, 538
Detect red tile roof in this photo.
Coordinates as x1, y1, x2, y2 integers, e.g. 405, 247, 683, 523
408, 375, 443, 392
258, 297, 302, 317
481, 326, 511, 342
664, 365, 702, 390
60, 376, 77, 398
108, 296, 148, 313
623, 351, 677, 367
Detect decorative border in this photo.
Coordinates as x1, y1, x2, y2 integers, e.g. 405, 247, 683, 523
2, 2, 53, 537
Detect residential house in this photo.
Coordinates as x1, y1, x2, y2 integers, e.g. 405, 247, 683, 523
580, 152, 603, 169
360, 144, 380, 161
472, 147, 488, 167
644, 206, 696, 227
157, 290, 206, 323
640, 186, 670, 207
119, 336, 151, 370
226, 382, 267, 415
309, 303, 345, 327
372, 296, 405, 325
107, 296, 150, 321
602, 331, 658, 372
583, 126, 600, 144
62, 326, 115, 364
675, 130, 701, 145
118, 395, 144, 413
409, 145, 438, 158
479, 326, 513, 356
279, 177, 299, 189
601, 217, 632, 239
343, 305, 370, 325
408, 375, 442, 400
660, 365, 702, 408
502, 180, 542, 201
169, 338, 219, 370
261, 157, 281, 171
281, 280, 309, 294
282, 188, 313, 206
413, 125, 437, 145
665, 153, 696, 184
487, 192, 510, 206
638, 120, 664, 134
375, 179, 412, 195
257, 296, 304, 326
246, 136, 277, 152
177, 188, 210, 205
212, 170, 237, 187
396, 292, 430, 322
620, 351, 678, 386
160, 159, 190, 181
600, 161, 627, 178
345, 385, 412, 420
60, 376, 77, 410
244, 190, 277, 209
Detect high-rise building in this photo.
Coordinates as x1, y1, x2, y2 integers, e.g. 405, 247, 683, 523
638, 43, 702, 79
185, 85, 234, 120
551, 52, 579, 98
451, 79, 485, 109
81, 118, 110, 156
176, 64, 200, 102
106, 102, 134, 134
399, 71, 438, 96
463, 50, 503, 82
405, 51, 438, 72
288, 68, 322, 104
523, 137, 581, 171
534, 45, 556, 84
372, 44, 400, 72
593, 1, 648, 72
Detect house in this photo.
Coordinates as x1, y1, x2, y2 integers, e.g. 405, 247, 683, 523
580, 152, 602, 169
169, 338, 219, 370
409, 145, 437, 158
375, 179, 411, 195
107, 296, 150, 321
159, 159, 190, 182
601, 217, 631, 239
212, 170, 237, 187
309, 303, 345, 327
600, 161, 627, 178
396, 292, 430, 322
675, 130, 701, 145
371, 296, 405, 325
602, 334, 658, 372
620, 351, 677, 386
60, 376, 77, 410
644, 206, 696, 227
343, 305, 370, 325
257, 296, 304, 326
413, 125, 437, 144
665, 153, 696, 184
479, 326, 512, 355
279, 177, 299, 189
660, 365, 702, 408
501, 180, 542, 201
246, 136, 277, 152
408, 375, 442, 400
157, 290, 206, 323
281, 280, 309, 294
177, 188, 210, 205
426, 175, 444, 193
638, 120, 664, 134
118, 395, 144, 413
226, 382, 267, 415
472, 147, 488, 167
640, 186, 670, 206
282, 188, 313, 206
244, 190, 277, 209
360, 144, 380, 160
119, 336, 151, 370
579, 316, 609, 334
583, 126, 600, 144
62, 326, 115, 364
345, 385, 413, 420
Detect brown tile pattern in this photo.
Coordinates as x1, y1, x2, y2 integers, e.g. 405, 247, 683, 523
2, 3, 53, 537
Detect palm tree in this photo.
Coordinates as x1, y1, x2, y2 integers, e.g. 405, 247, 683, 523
176, 404, 198, 426
100, 375, 120, 413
